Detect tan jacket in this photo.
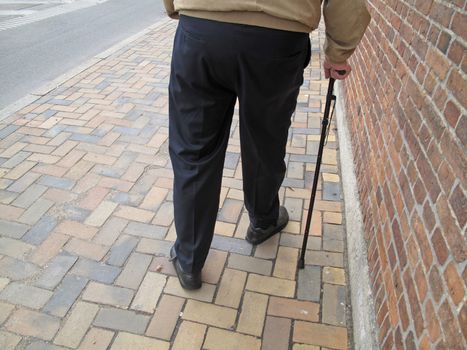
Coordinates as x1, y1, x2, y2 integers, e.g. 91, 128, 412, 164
163, 0, 370, 64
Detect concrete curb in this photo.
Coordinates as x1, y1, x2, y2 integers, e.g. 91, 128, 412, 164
0, 16, 171, 122
335, 81, 380, 350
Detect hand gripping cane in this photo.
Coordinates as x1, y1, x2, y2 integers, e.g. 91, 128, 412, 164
298, 73, 343, 269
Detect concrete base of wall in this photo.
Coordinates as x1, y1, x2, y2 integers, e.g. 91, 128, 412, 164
335, 82, 380, 350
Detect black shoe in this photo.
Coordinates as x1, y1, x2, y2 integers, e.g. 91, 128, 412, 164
169, 246, 202, 290
246, 206, 289, 245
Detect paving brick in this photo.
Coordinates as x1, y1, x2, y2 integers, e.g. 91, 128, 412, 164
322, 283, 347, 326
293, 321, 347, 350
254, 233, 279, 259
297, 265, 321, 302
85, 201, 118, 227
64, 238, 109, 261
115, 252, 152, 289
323, 212, 342, 225
0, 302, 14, 324
164, 276, 216, 302
136, 238, 172, 257
8, 172, 40, 193
83, 281, 134, 308
5, 309, 60, 340
0, 256, 40, 280
0, 282, 52, 310
43, 274, 88, 317
125, 222, 167, 240
93, 217, 128, 246
268, 296, 319, 322
140, 187, 168, 211
0, 190, 18, 205
323, 224, 344, 252
0, 237, 34, 259
37, 175, 75, 190
56, 220, 98, 240
274, 246, 299, 280
218, 199, 243, 223
93, 308, 150, 334
0, 331, 21, 349
152, 202, 173, 226
323, 267, 346, 285
262, 316, 291, 350
228, 253, 272, 275
22, 216, 58, 245
4, 161, 36, 180
146, 294, 184, 340
214, 220, 236, 237
215, 268, 247, 308
106, 235, 138, 266
25, 341, 67, 350
0, 203, 24, 221
304, 251, 343, 267
35, 254, 77, 290
78, 328, 114, 350
115, 205, 154, 223
284, 198, 303, 222
172, 321, 206, 350
28, 232, 68, 266
292, 344, 319, 350
0, 220, 29, 239
12, 184, 47, 209
131, 272, 166, 313
203, 249, 228, 284
54, 302, 99, 348
182, 300, 237, 329
71, 258, 121, 284
280, 233, 321, 251
149, 256, 176, 276
111, 332, 169, 350
246, 274, 295, 297
204, 327, 260, 350
211, 235, 252, 255
0, 277, 8, 291
237, 291, 268, 336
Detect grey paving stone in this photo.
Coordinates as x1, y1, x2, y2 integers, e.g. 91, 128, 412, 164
322, 283, 347, 326
115, 252, 152, 289
0, 220, 29, 239
228, 253, 272, 275
7, 172, 41, 193
0, 125, 19, 140
108, 192, 143, 207
71, 258, 121, 284
43, 274, 88, 317
0, 256, 40, 280
289, 154, 317, 163
280, 233, 321, 251
93, 217, 128, 246
0, 282, 52, 309
59, 204, 91, 222
35, 254, 77, 289
0, 237, 34, 259
12, 184, 48, 209
18, 198, 54, 225
0, 190, 18, 204
282, 178, 305, 188
22, 216, 57, 245
93, 307, 150, 334
304, 251, 344, 267
211, 235, 252, 256
136, 238, 172, 257
323, 224, 344, 240
124, 222, 167, 240
297, 265, 321, 302
37, 175, 75, 190
106, 235, 138, 266
82, 282, 134, 308
69, 134, 100, 143
323, 181, 341, 201
1, 151, 31, 169
224, 152, 240, 169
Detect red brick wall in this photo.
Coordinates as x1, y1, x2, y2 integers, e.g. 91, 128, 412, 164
341, 0, 466, 348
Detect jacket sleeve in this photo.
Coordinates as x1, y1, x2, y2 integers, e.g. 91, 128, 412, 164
163, 0, 179, 19
323, 0, 371, 63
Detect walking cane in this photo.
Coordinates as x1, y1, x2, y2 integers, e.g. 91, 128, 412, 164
298, 72, 344, 269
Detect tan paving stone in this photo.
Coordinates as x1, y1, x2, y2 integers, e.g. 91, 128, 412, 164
111, 332, 169, 350
131, 272, 166, 313
214, 220, 236, 236
292, 344, 320, 350
78, 328, 114, 350
115, 252, 152, 289
82, 282, 134, 308
56, 220, 98, 240
323, 212, 342, 225
203, 249, 228, 284
28, 232, 69, 266
228, 253, 272, 275
237, 291, 268, 336
204, 327, 260, 350
246, 274, 295, 297
0, 302, 14, 324
5, 309, 60, 340
172, 321, 206, 350
164, 276, 215, 302
149, 256, 176, 276
293, 321, 348, 350
85, 200, 118, 227
140, 187, 168, 210
215, 268, 247, 308
0, 331, 21, 350
54, 301, 99, 348
254, 233, 280, 259
268, 297, 319, 322
323, 266, 346, 285
182, 300, 237, 329
64, 237, 109, 261
146, 294, 184, 340
304, 251, 344, 267
115, 205, 154, 223
234, 211, 250, 238
274, 246, 299, 280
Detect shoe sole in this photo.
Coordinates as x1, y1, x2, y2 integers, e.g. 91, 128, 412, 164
245, 220, 288, 245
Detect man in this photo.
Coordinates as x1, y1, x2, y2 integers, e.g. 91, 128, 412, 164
163, 0, 370, 289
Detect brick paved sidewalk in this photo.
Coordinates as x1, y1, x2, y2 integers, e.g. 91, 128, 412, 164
0, 18, 350, 350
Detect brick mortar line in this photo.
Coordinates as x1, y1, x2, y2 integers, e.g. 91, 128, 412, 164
0, 16, 172, 122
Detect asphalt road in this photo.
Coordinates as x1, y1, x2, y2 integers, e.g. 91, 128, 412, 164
0, 0, 167, 110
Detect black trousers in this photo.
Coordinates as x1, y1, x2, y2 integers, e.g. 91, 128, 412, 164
169, 15, 310, 273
